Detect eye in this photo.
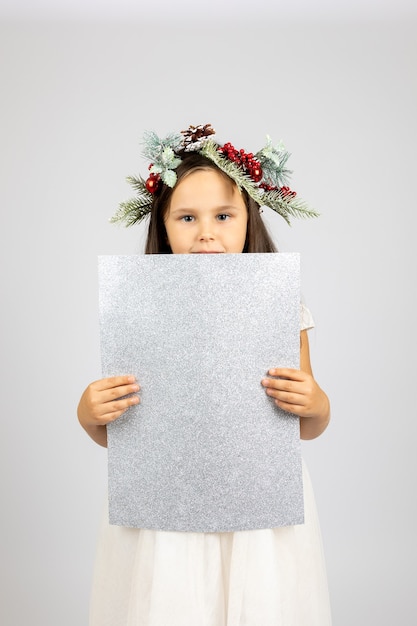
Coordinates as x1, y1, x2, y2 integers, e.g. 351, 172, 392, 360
180, 215, 194, 222
217, 213, 230, 221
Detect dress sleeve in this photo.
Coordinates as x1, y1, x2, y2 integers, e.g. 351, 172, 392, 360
300, 302, 315, 331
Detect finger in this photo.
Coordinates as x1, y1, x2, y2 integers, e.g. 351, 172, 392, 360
97, 409, 131, 425
262, 377, 300, 394
92, 375, 138, 392
273, 398, 303, 415
101, 382, 140, 403
98, 395, 141, 423
102, 392, 140, 413
265, 387, 303, 405
267, 368, 305, 381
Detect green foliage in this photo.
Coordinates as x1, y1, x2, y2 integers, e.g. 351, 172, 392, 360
201, 140, 318, 225
110, 129, 320, 227
256, 136, 292, 187
142, 131, 183, 162
110, 177, 152, 226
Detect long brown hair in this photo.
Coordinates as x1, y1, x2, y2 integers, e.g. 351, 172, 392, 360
145, 152, 277, 254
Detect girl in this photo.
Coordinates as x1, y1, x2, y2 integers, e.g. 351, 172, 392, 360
78, 124, 332, 625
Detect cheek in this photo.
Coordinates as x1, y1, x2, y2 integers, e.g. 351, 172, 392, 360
230, 219, 248, 253
164, 222, 188, 253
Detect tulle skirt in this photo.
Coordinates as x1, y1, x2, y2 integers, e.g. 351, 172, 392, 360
89, 460, 331, 626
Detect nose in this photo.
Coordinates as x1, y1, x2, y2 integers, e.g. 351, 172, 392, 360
199, 231, 215, 241
198, 219, 215, 241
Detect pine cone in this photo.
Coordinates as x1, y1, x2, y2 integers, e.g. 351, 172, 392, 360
181, 124, 216, 149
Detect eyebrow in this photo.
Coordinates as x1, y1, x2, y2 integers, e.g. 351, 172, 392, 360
169, 205, 244, 214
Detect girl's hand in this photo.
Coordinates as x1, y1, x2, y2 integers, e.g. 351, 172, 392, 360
261, 368, 330, 439
261, 368, 326, 417
77, 376, 140, 446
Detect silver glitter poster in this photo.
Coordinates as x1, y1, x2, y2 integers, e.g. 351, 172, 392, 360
98, 253, 303, 532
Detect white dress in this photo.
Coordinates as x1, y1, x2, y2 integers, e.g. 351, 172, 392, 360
89, 306, 332, 626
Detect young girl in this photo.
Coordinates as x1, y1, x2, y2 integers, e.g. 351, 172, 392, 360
78, 124, 332, 625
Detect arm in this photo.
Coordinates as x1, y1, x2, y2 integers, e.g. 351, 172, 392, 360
261, 330, 330, 440
77, 375, 141, 447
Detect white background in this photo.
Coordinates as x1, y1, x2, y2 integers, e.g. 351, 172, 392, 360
0, 2, 416, 624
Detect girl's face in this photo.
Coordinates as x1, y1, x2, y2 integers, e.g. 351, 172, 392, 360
164, 169, 248, 254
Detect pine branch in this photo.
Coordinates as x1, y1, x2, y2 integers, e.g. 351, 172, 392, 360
200, 140, 262, 197
259, 157, 292, 187
261, 190, 320, 224
125, 175, 147, 193
255, 138, 292, 182
201, 140, 318, 225
110, 175, 153, 226
110, 197, 151, 226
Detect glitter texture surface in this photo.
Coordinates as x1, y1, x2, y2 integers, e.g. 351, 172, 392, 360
98, 253, 303, 532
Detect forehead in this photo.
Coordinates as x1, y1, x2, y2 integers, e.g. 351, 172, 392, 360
169, 168, 245, 208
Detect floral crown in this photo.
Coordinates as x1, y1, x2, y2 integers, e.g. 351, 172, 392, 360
111, 124, 319, 226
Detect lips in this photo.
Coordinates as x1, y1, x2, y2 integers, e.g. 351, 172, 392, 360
192, 250, 223, 254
